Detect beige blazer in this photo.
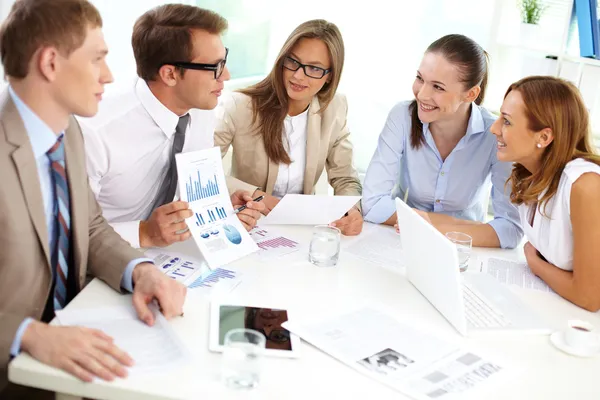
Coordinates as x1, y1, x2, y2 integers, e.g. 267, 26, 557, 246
0, 91, 143, 396
216, 92, 361, 197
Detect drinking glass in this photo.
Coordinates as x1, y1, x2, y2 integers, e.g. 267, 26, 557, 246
308, 225, 341, 267
221, 328, 266, 389
445, 232, 472, 272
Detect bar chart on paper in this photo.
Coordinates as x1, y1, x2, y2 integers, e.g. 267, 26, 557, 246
249, 226, 301, 259
195, 207, 227, 226
185, 170, 220, 202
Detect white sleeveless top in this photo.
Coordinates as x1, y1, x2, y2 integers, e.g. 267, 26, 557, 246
518, 158, 600, 271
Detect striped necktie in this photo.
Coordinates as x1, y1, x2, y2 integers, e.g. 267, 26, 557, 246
47, 135, 70, 311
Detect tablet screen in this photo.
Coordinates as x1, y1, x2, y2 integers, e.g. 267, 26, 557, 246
219, 306, 293, 351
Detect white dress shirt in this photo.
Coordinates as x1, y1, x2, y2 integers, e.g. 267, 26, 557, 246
519, 158, 600, 271
79, 79, 215, 247
272, 108, 309, 199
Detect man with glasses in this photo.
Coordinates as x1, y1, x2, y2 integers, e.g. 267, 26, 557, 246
80, 4, 263, 248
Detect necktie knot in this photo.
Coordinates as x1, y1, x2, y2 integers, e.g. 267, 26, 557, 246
47, 135, 65, 163
176, 114, 190, 137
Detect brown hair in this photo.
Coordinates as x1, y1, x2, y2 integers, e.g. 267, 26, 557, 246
0, 0, 102, 79
132, 4, 227, 81
506, 76, 600, 214
239, 19, 345, 164
409, 34, 489, 149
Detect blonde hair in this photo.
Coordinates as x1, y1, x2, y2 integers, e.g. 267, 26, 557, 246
507, 76, 600, 214
239, 19, 345, 164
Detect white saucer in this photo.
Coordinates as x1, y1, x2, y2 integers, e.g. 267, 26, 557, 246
550, 331, 600, 358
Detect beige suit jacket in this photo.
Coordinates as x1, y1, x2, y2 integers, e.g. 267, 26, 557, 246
216, 92, 362, 198
0, 91, 143, 396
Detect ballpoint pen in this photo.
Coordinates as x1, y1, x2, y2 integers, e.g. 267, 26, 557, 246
233, 195, 264, 214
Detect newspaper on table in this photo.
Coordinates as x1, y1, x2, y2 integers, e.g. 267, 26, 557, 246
283, 305, 506, 399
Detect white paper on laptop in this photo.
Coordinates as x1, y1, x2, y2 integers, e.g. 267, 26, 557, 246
283, 305, 506, 399
343, 223, 404, 273
55, 305, 189, 376
261, 194, 361, 225
176, 147, 258, 268
482, 257, 554, 293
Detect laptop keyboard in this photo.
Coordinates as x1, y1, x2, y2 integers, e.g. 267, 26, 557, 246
463, 283, 512, 328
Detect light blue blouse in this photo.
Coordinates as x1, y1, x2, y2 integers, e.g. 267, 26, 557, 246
362, 101, 523, 249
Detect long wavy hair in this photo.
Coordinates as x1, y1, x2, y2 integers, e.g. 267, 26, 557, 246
409, 34, 489, 149
238, 19, 344, 164
506, 76, 600, 214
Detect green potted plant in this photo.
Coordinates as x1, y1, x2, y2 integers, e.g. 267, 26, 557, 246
518, 0, 547, 47
519, 0, 546, 25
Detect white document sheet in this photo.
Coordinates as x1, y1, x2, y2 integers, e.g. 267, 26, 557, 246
176, 147, 258, 268
483, 258, 554, 293
249, 225, 302, 259
145, 249, 210, 287
261, 194, 361, 225
343, 224, 404, 272
283, 306, 505, 399
55, 305, 189, 376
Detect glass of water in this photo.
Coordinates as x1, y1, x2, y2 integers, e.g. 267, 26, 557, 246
309, 225, 341, 267
222, 328, 266, 389
445, 231, 472, 272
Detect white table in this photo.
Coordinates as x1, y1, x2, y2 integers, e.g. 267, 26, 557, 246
9, 224, 600, 400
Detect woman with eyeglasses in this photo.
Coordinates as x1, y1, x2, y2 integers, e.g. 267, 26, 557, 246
215, 19, 363, 236
362, 34, 523, 248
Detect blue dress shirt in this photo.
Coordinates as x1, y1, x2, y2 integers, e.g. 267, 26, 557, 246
9, 87, 151, 357
362, 101, 523, 249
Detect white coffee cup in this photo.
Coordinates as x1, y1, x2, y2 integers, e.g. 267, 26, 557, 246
565, 320, 599, 350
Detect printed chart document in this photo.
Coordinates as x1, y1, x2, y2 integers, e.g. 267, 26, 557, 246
283, 306, 505, 399
145, 248, 243, 295
261, 194, 361, 225
145, 248, 210, 286
176, 147, 258, 268
483, 257, 554, 293
55, 305, 189, 375
343, 223, 404, 272
249, 225, 302, 259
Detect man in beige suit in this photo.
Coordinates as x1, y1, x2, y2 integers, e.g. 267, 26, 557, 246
0, 1, 186, 397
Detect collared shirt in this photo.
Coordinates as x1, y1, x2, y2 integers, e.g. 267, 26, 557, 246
79, 78, 215, 247
8, 87, 148, 357
272, 108, 309, 198
362, 101, 523, 249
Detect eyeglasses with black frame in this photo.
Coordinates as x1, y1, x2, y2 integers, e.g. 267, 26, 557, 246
282, 56, 330, 79
165, 48, 229, 79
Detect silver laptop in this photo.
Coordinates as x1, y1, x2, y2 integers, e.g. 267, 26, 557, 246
395, 198, 552, 335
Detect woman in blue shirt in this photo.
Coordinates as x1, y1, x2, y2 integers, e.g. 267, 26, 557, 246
362, 34, 523, 248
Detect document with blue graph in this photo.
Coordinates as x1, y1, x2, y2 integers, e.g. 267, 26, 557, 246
176, 147, 258, 268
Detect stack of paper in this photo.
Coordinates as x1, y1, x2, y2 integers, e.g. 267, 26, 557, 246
56, 305, 189, 376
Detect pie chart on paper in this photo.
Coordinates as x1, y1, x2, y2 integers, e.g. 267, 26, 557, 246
223, 224, 242, 245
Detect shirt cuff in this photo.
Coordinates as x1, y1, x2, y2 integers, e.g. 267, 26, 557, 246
364, 196, 396, 224
111, 220, 142, 248
121, 258, 154, 293
10, 317, 34, 357
487, 218, 521, 249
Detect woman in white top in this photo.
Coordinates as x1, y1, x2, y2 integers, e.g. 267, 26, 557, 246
490, 76, 600, 311
215, 19, 363, 235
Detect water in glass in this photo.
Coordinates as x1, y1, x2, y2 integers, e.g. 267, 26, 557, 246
309, 226, 340, 267
222, 342, 261, 389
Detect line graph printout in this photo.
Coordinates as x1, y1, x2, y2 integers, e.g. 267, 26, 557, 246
176, 147, 257, 268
